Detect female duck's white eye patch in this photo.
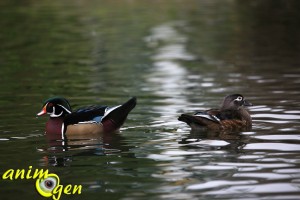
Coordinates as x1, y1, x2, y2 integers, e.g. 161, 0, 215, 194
235, 96, 243, 101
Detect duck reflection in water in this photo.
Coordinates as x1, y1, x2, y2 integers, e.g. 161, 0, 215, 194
37, 97, 137, 166
178, 129, 250, 152
43, 131, 130, 167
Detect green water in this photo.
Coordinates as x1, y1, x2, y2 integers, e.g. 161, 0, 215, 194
1, 0, 300, 199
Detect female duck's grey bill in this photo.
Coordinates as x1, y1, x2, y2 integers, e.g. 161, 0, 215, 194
243, 100, 253, 106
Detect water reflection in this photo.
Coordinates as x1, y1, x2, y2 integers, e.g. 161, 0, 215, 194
144, 21, 196, 125
142, 18, 300, 199
244, 143, 300, 152
179, 129, 248, 153
39, 131, 130, 167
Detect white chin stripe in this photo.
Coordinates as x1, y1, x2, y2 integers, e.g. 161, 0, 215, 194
50, 107, 63, 117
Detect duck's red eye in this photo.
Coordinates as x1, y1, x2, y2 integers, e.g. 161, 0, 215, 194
48, 103, 53, 107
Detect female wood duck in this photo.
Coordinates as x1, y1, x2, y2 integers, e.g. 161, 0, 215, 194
37, 97, 137, 139
178, 94, 252, 131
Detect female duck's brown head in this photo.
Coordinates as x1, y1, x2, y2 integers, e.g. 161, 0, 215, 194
221, 94, 253, 110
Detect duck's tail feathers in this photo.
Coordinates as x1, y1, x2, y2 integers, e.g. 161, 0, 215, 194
178, 114, 203, 126
102, 97, 137, 132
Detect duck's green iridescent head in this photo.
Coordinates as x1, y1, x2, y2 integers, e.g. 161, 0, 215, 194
37, 97, 72, 118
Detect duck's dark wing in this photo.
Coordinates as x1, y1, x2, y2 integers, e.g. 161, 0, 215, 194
64, 105, 110, 125
63, 97, 137, 127
214, 109, 243, 120
194, 109, 222, 123
178, 109, 221, 128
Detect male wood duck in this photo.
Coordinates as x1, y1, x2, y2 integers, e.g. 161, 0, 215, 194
37, 97, 137, 139
178, 94, 252, 131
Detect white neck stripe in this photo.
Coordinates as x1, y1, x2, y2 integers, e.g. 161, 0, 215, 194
50, 107, 64, 117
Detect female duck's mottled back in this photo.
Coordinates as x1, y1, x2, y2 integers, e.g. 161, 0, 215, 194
178, 94, 252, 131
